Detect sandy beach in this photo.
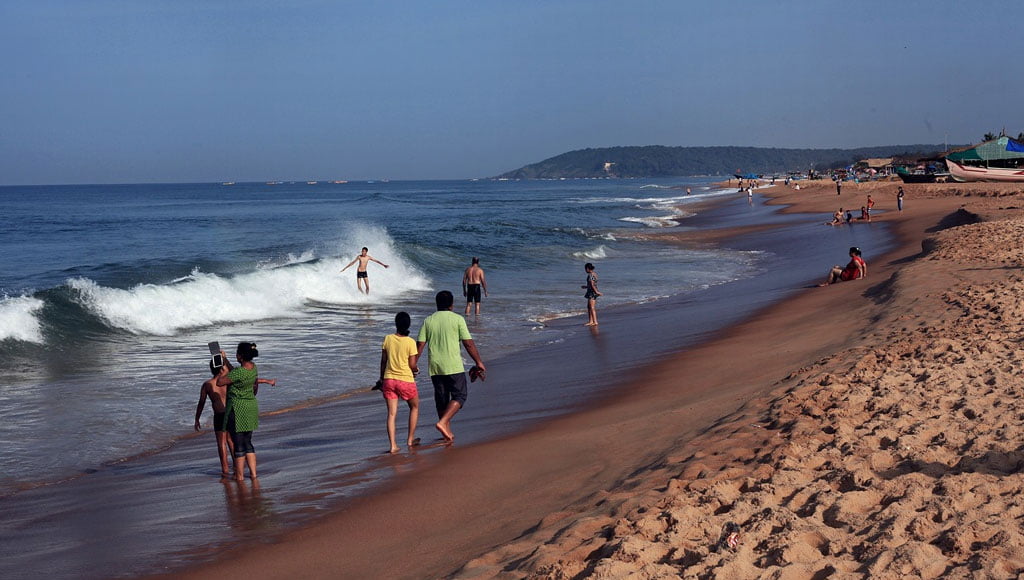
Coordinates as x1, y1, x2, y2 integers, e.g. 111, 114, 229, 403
173, 178, 1024, 579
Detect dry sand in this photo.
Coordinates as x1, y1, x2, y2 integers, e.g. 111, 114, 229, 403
174, 179, 1024, 579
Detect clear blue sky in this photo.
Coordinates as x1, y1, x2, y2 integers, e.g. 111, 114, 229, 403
1, 1, 1020, 184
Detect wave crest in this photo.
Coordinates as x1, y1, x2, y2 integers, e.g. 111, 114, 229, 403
0, 296, 45, 343
66, 226, 431, 336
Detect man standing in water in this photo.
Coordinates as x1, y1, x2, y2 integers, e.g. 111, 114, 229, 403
340, 247, 389, 294
462, 257, 488, 315
416, 290, 486, 443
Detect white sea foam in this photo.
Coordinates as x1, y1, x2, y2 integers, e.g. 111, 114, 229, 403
571, 245, 610, 260
258, 250, 317, 270
0, 295, 45, 343
68, 226, 432, 335
618, 215, 683, 228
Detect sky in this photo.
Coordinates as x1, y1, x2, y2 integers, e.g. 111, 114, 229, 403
1, 1, 1021, 185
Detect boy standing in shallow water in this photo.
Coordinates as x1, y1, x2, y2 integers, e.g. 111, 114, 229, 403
195, 361, 234, 478
378, 312, 421, 453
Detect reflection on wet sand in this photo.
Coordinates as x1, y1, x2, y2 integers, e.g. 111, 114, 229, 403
222, 478, 278, 533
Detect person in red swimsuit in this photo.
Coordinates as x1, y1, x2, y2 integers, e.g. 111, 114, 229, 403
820, 247, 867, 286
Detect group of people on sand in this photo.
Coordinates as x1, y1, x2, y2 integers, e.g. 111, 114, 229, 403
827, 195, 876, 226
195, 251, 603, 474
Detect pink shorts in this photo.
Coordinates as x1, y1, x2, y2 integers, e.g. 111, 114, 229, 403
382, 379, 418, 401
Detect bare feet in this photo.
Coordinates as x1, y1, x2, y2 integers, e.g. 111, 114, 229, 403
387, 446, 401, 454
435, 421, 454, 443
408, 437, 421, 447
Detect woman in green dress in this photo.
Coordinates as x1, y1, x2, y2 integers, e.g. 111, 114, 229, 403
217, 342, 274, 481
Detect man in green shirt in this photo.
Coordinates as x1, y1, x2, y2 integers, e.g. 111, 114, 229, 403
416, 290, 486, 443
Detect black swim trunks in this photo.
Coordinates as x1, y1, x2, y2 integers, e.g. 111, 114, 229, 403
357, 271, 368, 279
466, 284, 482, 303
213, 411, 226, 432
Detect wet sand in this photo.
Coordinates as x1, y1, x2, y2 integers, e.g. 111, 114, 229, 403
170, 179, 1024, 578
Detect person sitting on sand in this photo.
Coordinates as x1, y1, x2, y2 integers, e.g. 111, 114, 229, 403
416, 291, 486, 444
859, 206, 870, 222
828, 209, 843, 226
820, 247, 867, 286
377, 312, 421, 454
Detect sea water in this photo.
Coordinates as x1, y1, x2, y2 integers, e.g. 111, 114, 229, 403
0, 178, 759, 491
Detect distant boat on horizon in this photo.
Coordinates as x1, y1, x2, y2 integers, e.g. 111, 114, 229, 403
220, 181, 235, 186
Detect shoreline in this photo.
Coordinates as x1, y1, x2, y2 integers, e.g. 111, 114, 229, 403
170, 179, 1023, 578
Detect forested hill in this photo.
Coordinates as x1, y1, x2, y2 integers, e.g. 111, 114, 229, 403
496, 144, 950, 179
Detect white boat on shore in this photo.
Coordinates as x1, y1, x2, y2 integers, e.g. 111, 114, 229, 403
945, 136, 1024, 182
946, 160, 1024, 182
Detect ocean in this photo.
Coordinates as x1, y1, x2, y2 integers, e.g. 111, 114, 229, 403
0, 178, 891, 577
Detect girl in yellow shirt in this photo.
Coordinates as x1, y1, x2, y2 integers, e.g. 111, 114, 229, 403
378, 312, 421, 453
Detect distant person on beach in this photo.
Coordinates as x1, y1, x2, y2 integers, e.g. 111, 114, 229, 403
377, 312, 421, 453
462, 257, 488, 315
340, 247, 389, 294
582, 262, 602, 326
217, 342, 277, 481
686, 187, 692, 195
897, 186, 905, 212
819, 247, 867, 286
194, 360, 234, 478
845, 210, 853, 224
836, 178, 842, 196
867, 195, 875, 211
416, 291, 486, 443
859, 206, 870, 222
